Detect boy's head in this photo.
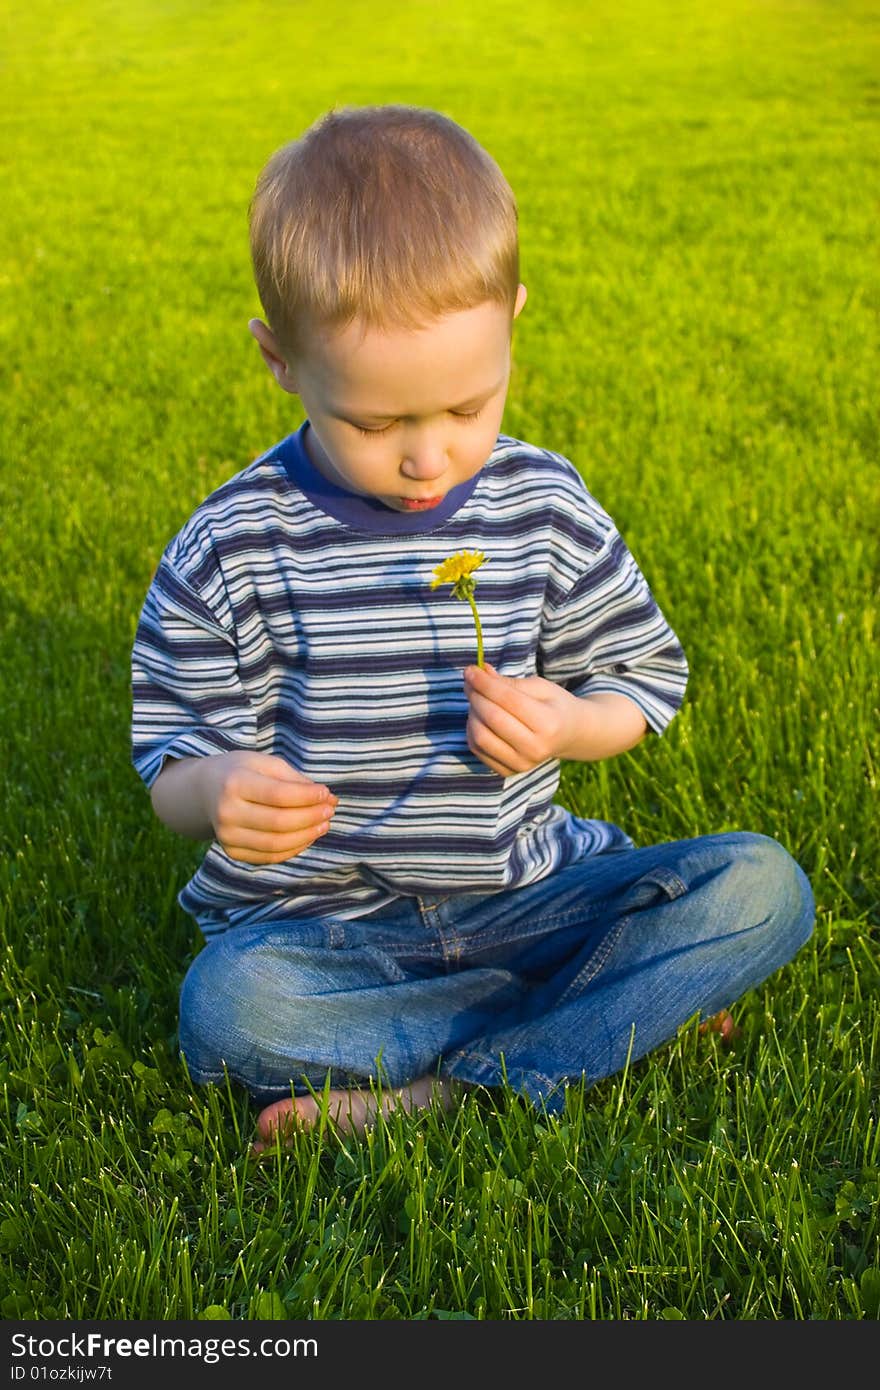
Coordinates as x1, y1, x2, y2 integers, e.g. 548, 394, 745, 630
247, 104, 527, 514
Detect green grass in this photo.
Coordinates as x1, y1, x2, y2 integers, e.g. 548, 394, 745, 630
1, 0, 878, 1320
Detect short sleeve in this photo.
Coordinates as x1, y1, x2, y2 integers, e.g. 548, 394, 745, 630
131, 556, 257, 789
539, 529, 688, 734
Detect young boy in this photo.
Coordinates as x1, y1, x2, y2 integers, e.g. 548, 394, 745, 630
131, 104, 815, 1153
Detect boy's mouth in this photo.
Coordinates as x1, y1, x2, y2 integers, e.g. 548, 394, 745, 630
397, 495, 444, 511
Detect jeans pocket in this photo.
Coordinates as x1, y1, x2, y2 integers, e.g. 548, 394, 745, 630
621, 865, 689, 911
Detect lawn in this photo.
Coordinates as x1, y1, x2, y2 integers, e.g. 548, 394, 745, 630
0, 0, 878, 1320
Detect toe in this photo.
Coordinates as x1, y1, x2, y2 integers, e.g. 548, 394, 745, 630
256, 1098, 297, 1141
698, 1009, 741, 1044
251, 1094, 323, 1154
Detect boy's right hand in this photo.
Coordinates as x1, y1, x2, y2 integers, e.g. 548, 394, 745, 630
201, 751, 338, 864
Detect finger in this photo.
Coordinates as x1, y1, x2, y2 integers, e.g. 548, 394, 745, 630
219, 796, 336, 839
232, 789, 335, 828
467, 716, 529, 776
466, 690, 540, 761
473, 751, 516, 777
464, 665, 544, 731
227, 751, 336, 798
468, 664, 551, 701
221, 821, 333, 863
471, 743, 519, 777
235, 769, 335, 809
465, 661, 512, 686
231, 751, 322, 782
262, 756, 330, 786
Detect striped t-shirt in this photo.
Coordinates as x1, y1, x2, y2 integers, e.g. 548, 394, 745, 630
131, 422, 688, 938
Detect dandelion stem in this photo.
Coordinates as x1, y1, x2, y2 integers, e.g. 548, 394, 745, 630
466, 593, 484, 668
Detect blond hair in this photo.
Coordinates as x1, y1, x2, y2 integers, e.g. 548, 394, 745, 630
248, 104, 520, 361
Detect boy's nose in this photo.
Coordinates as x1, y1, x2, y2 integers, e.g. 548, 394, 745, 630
400, 451, 448, 481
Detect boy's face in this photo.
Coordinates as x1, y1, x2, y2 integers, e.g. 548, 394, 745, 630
249, 284, 527, 514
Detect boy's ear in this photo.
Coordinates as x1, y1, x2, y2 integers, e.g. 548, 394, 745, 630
513, 283, 527, 319
247, 318, 299, 394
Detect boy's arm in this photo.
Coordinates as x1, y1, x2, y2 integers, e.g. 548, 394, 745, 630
133, 553, 336, 862
150, 751, 337, 862
150, 755, 216, 839
550, 689, 648, 760
542, 524, 687, 736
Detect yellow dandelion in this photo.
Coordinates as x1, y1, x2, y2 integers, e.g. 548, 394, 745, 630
429, 549, 488, 667
430, 550, 487, 589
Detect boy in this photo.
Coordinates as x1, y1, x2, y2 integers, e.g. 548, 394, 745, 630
131, 104, 815, 1153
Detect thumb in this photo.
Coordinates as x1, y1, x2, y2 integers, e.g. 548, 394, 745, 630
482, 662, 514, 684
243, 752, 320, 785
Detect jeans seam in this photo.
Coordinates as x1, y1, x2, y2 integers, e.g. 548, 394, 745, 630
648, 868, 688, 900
452, 902, 617, 954
555, 916, 627, 1007
417, 894, 451, 913
443, 1050, 558, 1092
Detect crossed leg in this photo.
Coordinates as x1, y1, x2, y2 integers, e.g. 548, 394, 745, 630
251, 1009, 740, 1153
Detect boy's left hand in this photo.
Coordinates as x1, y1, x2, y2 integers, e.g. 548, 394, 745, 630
463, 662, 585, 776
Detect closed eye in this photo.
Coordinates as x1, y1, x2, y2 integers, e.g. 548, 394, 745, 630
353, 407, 485, 437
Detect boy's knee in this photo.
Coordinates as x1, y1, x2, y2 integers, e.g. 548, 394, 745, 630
728, 832, 815, 949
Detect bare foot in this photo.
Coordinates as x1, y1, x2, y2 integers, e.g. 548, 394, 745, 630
698, 1008, 741, 1043
251, 1074, 459, 1155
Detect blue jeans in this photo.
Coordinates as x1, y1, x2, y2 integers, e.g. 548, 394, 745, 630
178, 831, 815, 1113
